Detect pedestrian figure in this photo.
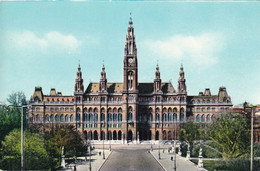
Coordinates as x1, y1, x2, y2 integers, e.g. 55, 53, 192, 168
74, 165, 76, 171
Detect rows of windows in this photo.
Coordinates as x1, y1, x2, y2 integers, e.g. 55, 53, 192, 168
35, 112, 186, 123
194, 107, 230, 112
138, 113, 184, 122
35, 114, 74, 122
191, 98, 230, 104
196, 114, 213, 122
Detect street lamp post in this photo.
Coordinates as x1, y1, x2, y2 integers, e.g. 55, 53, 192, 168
20, 105, 27, 171
173, 119, 177, 171
89, 143, 92, 171
102, 125, 105, 159
21, 106, 25, 171
250, 107, 256, 171
109, 139, 111, 151
158, 143, 161, 160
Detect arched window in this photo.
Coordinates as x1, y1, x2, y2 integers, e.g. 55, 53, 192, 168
180, 113, 184, 122
168, 113, 173, 122
148, 113, 153, 122
201, 115, 205, 122
118, 113, 122, 122
50, 114, 54, 122
196, 115, 200, 122
76, 113, 81, 121
207, 114, 210, 122
156, 113, 160, 121
173, 113, 177, 121
55, 115, 59, 122
60, 114, 64, 122
113, 114, 118, 122
108, 113, 112, 122
94, 113, 98, 122
46, 115, 49, 122
128, 112, 133, 121
86, 113, 89, 121
83, 113, 86, 121
65, 114, 69, 122
70, 115, 74, 122
163, 113, 167, 122
89, 113, 94, 122
36, 114, 40, 122
101, 113, 105, 122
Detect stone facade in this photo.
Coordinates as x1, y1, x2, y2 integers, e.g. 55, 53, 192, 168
28, 18, 233, 141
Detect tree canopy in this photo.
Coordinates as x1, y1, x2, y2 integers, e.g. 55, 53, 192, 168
209, 113, 250, 159
44, 125, 87, 156
0, 129, 50, 170
0, 91, 27, 146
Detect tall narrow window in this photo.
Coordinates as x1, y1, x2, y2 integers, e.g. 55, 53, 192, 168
128, 112, 133, 121
128, 71, 134, 90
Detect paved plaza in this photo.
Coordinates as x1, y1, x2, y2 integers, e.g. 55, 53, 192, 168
150, 149, 207, 171
59, 143, 207, 171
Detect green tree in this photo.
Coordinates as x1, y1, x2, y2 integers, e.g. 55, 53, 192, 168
44, 125, 87, 157
209, 113, 250, 159
179, 121, 200, 146
7, 91, 27, 107
0, 92, 27, 145
0, 129, 51, 170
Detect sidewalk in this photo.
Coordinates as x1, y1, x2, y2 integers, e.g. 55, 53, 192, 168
150, 150, 207, 171
58, 149, 111, 171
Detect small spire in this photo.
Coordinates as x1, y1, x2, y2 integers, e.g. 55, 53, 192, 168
78, 60, 81, 69
129, 12, 133, 25
102, 63, 105, 71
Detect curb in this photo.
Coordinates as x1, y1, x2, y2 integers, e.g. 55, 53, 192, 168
97, 150, 113, 171
150, 151, 167, 171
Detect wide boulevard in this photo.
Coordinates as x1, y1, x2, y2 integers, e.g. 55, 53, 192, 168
100, 148, 164, 171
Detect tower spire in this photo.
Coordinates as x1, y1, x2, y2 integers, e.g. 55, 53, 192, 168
100, 64, 107, 93
154, 64, 162, 93
178, 64, 186, 93
75, 64, 84, 93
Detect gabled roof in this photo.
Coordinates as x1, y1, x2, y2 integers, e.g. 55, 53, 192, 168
85, 83, 124, 94
85, 82, 175, 94
139, 82, 175, 94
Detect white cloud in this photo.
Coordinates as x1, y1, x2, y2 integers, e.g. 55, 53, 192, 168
9, 31, 81, 54
143, 33, 224, 66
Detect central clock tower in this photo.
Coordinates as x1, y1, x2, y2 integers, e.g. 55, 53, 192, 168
123, 16, 138, 92
123, 16, 138, 142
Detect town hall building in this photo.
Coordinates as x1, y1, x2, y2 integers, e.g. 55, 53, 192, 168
28, 18, 233, 142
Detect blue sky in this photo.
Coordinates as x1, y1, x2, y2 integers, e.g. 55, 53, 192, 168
0, 1, 260, 106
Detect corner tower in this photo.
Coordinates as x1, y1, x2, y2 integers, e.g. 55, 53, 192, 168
74, 64, 84, 103
178, 64, 186, 93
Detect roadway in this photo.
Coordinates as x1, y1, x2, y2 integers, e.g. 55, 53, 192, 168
100, 148, 164, 171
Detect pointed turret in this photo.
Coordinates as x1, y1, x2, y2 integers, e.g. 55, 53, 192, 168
74, 64, 84, 93
99, 64, 107, 93
154, 64, 162, 93
178, 64, 186, 93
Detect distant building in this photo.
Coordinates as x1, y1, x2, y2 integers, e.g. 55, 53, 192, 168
28, 18, 232, 142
